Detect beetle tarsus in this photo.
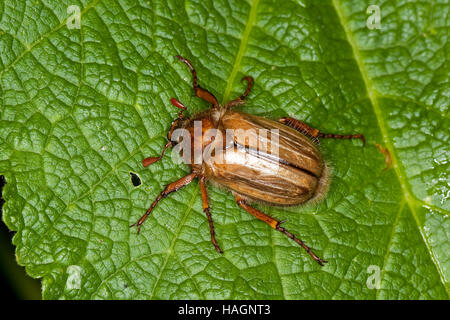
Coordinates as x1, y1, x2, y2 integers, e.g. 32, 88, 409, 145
200, 176, 223, 254
276, 225, 327, 267
225, 76, 254, 108
206, 209, 223, 254
240, 76, 254, 98
318, 132, 366, 146
212, 239, 223, 254
317, 258, 328, 266
129, 222, 141, 234
130, 173, 197, 233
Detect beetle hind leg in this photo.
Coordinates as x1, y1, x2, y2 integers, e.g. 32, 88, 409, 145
318, 131, 365, 145
234, 194, 327, 266
279, 117, 365, 145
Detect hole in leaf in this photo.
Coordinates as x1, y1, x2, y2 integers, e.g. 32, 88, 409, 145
129, 172, 142, 187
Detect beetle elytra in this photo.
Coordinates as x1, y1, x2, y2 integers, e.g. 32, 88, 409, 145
130, 56, 365, 266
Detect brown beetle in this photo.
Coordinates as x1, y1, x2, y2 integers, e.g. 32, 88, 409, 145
131, 56, 365, 266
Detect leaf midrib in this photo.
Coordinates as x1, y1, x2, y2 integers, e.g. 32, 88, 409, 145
331, 0, 449, 294
221, 0, 260, 104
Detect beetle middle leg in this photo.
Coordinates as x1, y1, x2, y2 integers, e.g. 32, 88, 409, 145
234, 194, 327, 266
279, 117, 365, 145
130, 172, 197, 233
225, 76, 254, 108
199, 176, 223, 253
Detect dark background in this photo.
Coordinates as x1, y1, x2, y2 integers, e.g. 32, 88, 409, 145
0, 175, 41, 299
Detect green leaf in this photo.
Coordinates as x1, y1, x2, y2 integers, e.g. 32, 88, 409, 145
0, 0, 448, 299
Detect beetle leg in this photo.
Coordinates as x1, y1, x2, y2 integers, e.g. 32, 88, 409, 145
235, 195, 327, 266
279, 117, 365, 145
318, 131, 365, 145
142, 98, 187, 167
225, 76, 254, 108
279, 117, 321, 144
130, 173, 197, 233
199, 176, 223, 253
175, 55, 220, 108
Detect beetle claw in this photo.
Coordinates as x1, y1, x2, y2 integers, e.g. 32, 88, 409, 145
360, 134, 366, 146
317, 258, 328, 266
130, 223, 141, 234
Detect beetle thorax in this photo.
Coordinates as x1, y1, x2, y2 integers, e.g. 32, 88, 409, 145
176, 108, 224, 171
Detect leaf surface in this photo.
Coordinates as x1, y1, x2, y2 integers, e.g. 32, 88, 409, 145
0, 0, 448, 299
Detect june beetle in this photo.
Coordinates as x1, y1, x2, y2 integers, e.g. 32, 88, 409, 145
131, 56, 365, 265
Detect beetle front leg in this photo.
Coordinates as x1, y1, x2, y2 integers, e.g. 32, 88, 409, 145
279, 117, 365, 145
225, 76, 254, 108
130, 173, 197, 233
235, 195, 327, 266
175, 55, 220, 108
199, 176, 223, 253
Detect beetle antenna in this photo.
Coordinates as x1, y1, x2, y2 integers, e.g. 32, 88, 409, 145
142, 141, 172, 167
142, 98, 188, 167
170, 97, 187, 111
170, 98, 187, 119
